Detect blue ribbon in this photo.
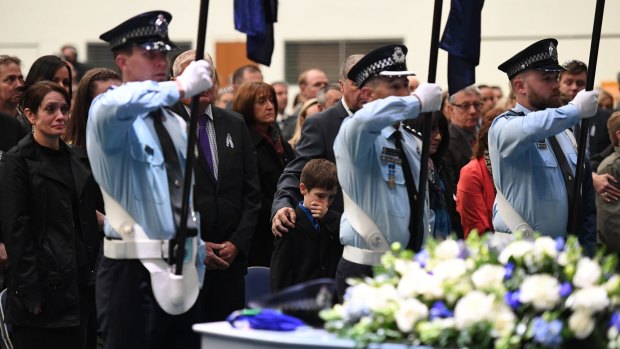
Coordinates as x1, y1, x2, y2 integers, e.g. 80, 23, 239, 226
227, 309, 306, 331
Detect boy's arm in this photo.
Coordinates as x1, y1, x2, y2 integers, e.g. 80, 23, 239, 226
269, 233, 297, 293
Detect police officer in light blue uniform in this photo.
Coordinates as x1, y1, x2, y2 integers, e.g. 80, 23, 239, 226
489, 38, 597, 252
87, 11, 212, 349
333, 45, 442, 298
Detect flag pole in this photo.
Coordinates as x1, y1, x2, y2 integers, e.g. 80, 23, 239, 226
175, 0, 210, 275
569, 0, 605, 236
412, 0, 443, 251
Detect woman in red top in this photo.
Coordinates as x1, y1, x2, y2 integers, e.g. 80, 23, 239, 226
456, 108, 504, 237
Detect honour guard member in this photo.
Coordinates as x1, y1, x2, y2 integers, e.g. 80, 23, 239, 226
489, 38, 597, 253
333, 45, 442, 299
87, 11, 212, 349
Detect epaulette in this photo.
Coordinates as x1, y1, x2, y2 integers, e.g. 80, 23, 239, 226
401, 122, 423, 140
500, 109, 526, 119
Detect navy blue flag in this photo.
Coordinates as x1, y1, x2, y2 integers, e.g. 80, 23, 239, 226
439, 0, 484, 95
234, 0, 278, 66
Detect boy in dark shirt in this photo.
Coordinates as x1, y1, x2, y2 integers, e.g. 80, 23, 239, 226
270, 159, 342, 292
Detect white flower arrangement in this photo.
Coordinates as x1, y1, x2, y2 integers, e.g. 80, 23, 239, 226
321, 234, 620, 349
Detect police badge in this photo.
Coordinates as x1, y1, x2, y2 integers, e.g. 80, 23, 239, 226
155, 14, 168, 35
392, 47, 406, 63
549, 42, 558, 62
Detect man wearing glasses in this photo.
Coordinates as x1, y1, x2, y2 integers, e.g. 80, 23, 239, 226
444, 85, 482, 237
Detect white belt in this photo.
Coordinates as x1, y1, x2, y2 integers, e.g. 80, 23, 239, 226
342, 245, 385, 266
104, 238, 169, 259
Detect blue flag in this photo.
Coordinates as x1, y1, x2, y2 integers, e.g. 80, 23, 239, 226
234, 0, 278, 66
439, 0, 484, 95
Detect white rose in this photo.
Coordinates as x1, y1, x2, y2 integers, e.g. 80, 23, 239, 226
433, 258, 467, 282
573, 258, 602, 288
454, 291, 494, 329
395, 259, 418, 276
491, 303, 516, 337
395, 298, 429, 333
566, 286, 610, 313
519, 274, 560, 311
471, 265, 505, 291
434, 239, 460, 260
498, 240, 534, 264
568, 309, 595, 339
343, 283, 378, 319
404, 268, 444, 300
369, 284, 399, 311
533, 236, 558, 259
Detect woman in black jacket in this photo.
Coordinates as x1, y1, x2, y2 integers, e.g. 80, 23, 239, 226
0, 81, 100, 349
233, 82, 295, 267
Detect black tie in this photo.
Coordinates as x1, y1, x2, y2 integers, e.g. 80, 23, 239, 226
393, 130, 423, 251
151, 109, 197, 238
548, 135, 582, 235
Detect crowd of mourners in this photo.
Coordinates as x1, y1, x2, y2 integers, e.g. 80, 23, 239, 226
1, 10, 620, 349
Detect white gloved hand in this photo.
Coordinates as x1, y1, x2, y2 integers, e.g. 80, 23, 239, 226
176, 60, 213, 98
569, 89, 599, 119
412, 83, 442, 113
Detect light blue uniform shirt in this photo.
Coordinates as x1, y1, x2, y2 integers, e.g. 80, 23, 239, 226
488, 102, 581, 236
334, 95, 432, 249
86, 80, 206, 275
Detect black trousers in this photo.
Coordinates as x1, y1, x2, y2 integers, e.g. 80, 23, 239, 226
12, 325, 80, 349
200, 273, 245, 322
96, 258, 201, 349
335, 257, 373, 302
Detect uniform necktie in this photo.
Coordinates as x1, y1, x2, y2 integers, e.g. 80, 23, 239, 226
548, 135, 582, 235
151, 109, 197, 238
198, 114, 216, 179
393, 130, 423, 251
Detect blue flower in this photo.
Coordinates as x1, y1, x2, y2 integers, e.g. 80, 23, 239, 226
610, 312, 620, 331
555, 237, 565, 252
559, 282, 572, 298
415, 250, 430, 268
430, 301, 453, 320
505, 290, 521, 310
457, 240, 470, 259
532, 317, 563, 347
504, 262, 515, 280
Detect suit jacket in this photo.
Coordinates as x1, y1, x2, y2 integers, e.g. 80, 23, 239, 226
0, 112, 27, 154
580, 108, 612, 157
456, 157, 495, 237
193, 106, 261, 279
270, 206, 342, 292
247, 126, 294, 267
444, 123, 475, 191
271, 100, 349, 217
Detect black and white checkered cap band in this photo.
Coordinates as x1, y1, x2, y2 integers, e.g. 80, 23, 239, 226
110, 26, 166, 48
506, 51, 557, 78
354, 57, 405, 87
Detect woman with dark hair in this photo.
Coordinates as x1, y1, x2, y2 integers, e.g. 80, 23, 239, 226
456, 107, 504, 237
63, 68, 118, 348
404, 111, 454, 239
64, 68, 121, 148
0, 81, 100, 348
233, 81, 295, 267
24, 55, 73, 97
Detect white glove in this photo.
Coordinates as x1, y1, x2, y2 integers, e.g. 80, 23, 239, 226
176, 60, 213, 98
412, 83, 442, 113
569, 89, 599, 119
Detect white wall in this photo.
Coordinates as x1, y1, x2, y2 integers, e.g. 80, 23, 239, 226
3, 0, 619, 96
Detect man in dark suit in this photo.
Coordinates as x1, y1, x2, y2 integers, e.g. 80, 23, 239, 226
172, 50, 261, 322
559, 60, 618, 204
271, 54, 363, 235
